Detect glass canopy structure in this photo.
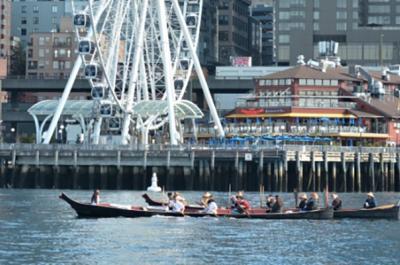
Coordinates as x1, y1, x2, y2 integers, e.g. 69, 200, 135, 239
28, 100, 203, 144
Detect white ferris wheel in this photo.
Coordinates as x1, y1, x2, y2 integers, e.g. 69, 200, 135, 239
42, 0, 225, 145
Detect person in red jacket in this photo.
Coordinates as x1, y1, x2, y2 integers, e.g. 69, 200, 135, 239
232, 191, 251, 214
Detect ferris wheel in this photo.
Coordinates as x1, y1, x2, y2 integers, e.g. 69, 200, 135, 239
42, 0, 225, 145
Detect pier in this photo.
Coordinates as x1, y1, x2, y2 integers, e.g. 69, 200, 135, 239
0, 144, 399, 192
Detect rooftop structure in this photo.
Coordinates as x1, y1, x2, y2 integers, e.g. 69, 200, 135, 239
220, 59, 400, 146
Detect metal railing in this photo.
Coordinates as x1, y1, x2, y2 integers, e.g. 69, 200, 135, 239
0, 143, 398, 154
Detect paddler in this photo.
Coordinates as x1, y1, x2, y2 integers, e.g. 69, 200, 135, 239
200, 192, 218, 215
303, 192, 319, 211
331, 193, 342, 210
171, 193, 186, 213
363, 192, 376, 209
232, 191, 251, 214
91, 189, 100, 205
297, 193, 307, 209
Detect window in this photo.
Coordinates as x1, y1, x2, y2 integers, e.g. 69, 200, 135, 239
331, 80, 338, 86
336, 11, 347, 19
347, 44, 362, 60
323, 80, 330, 86
278, 46, 290, 61
39, 37, 45, 46
299, 79, 307, 85
279, 35, 290, 44
53, 61, 59, 69
337, 22, 347, 31
314, 22, 320, 31
369, 5, 390, 13
21, 6, 27, 14
21, 17, 27, 25
21, 28, 27, 36
353, 11, 358, 20
337, 0, 346, 8
52, 6, 58, 13
314, 11, 319, 20
368, 16, 390, 25
306, 79, 315, 86
315, 80, 322, 86
33, 17, 39, 25
279, 12, 290, 20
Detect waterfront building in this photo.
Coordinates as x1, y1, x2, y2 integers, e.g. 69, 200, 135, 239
250, 2, 274, 65
275, 0, 400, 66
25, 17, 77, 79
221, 62, 400, 146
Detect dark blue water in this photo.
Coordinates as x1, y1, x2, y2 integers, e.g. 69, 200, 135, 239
0, 190, 399, 265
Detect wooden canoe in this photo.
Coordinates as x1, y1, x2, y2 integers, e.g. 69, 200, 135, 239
334, 203, 400, 220
60, 193, 333, 220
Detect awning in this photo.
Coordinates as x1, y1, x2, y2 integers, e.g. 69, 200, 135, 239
28, 100, 94, 118
226, 112, 356, 119
132, 100, 203, 119
326, 132, 389, 139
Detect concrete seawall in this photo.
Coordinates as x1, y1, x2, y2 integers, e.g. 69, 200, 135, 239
0, 144, 399, 192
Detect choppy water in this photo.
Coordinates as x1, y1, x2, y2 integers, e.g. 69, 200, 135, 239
0, 190, 399, 265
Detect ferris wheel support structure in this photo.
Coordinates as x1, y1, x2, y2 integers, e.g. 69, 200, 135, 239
171, 0, 225, 138
42, 2, 107, 144
121, 0, 149, 145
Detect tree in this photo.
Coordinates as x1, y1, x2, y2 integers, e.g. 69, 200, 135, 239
9, 45, 26, 76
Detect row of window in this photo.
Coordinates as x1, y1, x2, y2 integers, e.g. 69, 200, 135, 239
20, 5, 59, 14
258, 79, 339, 87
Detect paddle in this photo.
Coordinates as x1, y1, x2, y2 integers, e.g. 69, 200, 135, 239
293, 188, 298, 208
324, 184, 329, 208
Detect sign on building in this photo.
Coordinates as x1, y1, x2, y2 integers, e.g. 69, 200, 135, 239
230, 56, 252, 67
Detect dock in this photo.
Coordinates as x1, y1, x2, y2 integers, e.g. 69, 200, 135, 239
0, 144, 399, 192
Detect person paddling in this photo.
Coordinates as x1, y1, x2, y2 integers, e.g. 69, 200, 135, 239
232, 191, 251, 214
363, 192, 376, 209
200, 192, 218, 215
297, 193, 307, 210
91, 189, 100, 205
331, 193, 342, 210
171, 193, 186, 213
271, 195, 283, 213
303, 192, 319, 211
266, 194, 275, 211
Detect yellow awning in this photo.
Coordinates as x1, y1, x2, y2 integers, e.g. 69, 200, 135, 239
226, 112, 356, 119
327, 132, 389, 139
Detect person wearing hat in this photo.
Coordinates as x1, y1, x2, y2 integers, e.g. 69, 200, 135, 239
91, 189, 100, 205
266, 194, 275, 211
200, 192, 212, 207
171, 193, 186, 213
363, 192, 376, 209
331, 193, 342, 211
304, 192, 319, 211
232, 191, 251, 214
297, 193, 307, 210
271, 195, 283, 213
200, 192, 218, 215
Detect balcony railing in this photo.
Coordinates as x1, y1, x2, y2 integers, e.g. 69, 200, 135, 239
236, 99, 357, 109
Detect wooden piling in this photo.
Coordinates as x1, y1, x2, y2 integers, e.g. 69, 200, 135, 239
349, 162, 355, 192
323, 151, 328, 191
332, 162, 337, 192
379, 153, 384, 191
341, 152, 347, 192
390, 161, 395, 192
267, 161, 272, 192
258, 151, 264, 187
356, 152, 361, 192
282, 152, 288, 192
273, 160, 279, 191
369, 153, 375, 192
310, 151, 316, 191
316, 162, 321, 191
296, 151, 303, 192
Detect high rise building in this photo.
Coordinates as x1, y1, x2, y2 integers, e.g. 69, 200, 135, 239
218, 0, 252, 65
0, 0, 12, 77
275, 0, 400, 66
250, 3, 274, 65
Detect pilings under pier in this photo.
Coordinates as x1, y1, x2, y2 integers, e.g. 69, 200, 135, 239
0, 144, 399, 192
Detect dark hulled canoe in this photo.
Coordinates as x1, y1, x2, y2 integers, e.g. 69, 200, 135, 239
334, 204, 400, 220
142, 193, 204, 211
60, 193, 333, 219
